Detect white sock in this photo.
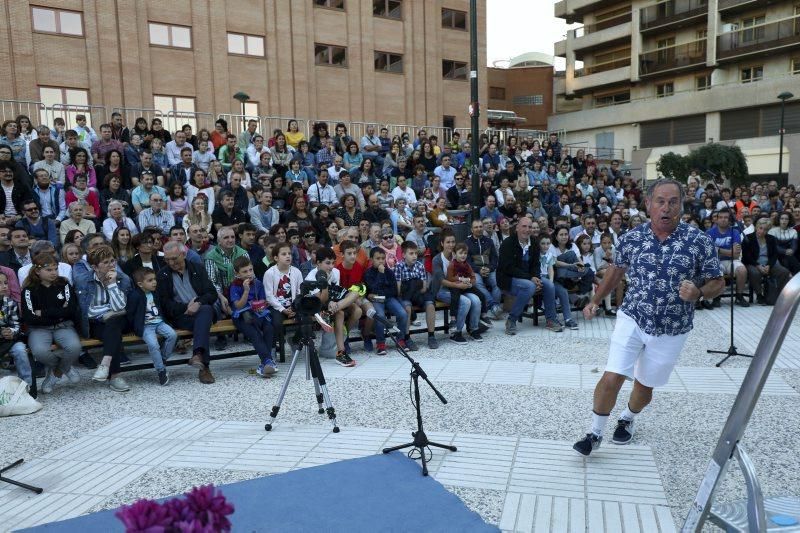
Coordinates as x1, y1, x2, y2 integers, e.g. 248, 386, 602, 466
620, 405, 640, 422
591, 412, 609, 437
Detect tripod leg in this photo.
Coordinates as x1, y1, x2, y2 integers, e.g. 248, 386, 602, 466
307, 343, 340, 433
0, 460, 43, 494
428, 440, 458, 452
265, 348, 303, 431
310, 347, 324, 415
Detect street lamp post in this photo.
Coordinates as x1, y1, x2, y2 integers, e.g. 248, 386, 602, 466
233, 91, 250, 132
777, 91, 794, 180
469, 0, 481, 220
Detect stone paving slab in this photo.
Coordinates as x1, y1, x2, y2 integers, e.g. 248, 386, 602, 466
0, 416, 670, 532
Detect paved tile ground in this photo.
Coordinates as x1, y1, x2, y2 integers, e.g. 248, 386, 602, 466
2, 303, 799, 532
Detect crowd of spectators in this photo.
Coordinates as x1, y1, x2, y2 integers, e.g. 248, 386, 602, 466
0, 113, 797, 396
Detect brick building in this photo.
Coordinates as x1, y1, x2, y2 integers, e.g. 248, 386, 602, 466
487, 52, 555, 131
0, 0, 487, 135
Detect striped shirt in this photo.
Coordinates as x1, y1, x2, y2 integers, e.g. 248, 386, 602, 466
87, 275, 127, 319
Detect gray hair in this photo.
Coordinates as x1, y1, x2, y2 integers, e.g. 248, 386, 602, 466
37, 125, 50, 135
107, 200, 123, 210
163, 241, 186, 255
81, 232, 107, 253
30, 240, 55, 255
646, 178, 685, 205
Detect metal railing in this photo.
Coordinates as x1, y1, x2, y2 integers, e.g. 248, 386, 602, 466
164, 110, 213, 133
218, 113, 262, 136
640, 0, 709, 30
683, 273, 800, 531
0, 100, 47, 126
718, 0, 760, 11
717, 14, 800, 60
575, 56, 631, 77
260, 116, 308, 138
48, 103, 108, 128
574, 11, 632, 37
639, 39, 707, 76
111, 107, 165, 130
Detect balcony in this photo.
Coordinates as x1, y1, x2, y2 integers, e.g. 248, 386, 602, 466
717, 15, 800, 61
640, 0, 709, 35
555, 39, 566, 57
639, 39, 707, 77
572, 59, 632, 94
554, 0, 607, 22
573, 17, 632, 57
719, 0, 785, 16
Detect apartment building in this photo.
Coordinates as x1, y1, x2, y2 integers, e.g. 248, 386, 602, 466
551, 0, 800, 183
0, 0, 487, 134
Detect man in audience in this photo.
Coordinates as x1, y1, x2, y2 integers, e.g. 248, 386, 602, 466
308, 168, 337, 209
249, 190, 279, 231
212, 191, 246, 234
159, 241, 218, 384
91, 123, 123, 166
171, 147, 198, 186
26, 126, 61, 169
130, 151, 164, 187
707, 208, 750, 307
16, 199, 58, 250
60, 129, 92, 166
138, 192, 175, 235
466, 218, 505, 320
109, 112, 130, 144
165, 130, 191, 167
0, 160, 32, 224
131, 171, 166, 213
31, 169, 66, 225
434, 154, 457, 190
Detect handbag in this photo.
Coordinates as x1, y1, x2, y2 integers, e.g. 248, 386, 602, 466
0, 376, 43, 417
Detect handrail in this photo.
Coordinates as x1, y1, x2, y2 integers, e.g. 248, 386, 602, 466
0, 100, 46, 125
683, 272, 800, 531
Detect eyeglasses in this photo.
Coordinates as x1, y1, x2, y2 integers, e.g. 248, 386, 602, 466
382, 235, 394, 240
24, 207, 39, 212
303, 233, 316, 238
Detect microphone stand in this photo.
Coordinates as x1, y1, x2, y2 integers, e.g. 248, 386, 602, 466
709, 261, 752, 366
381, 325, 456, 476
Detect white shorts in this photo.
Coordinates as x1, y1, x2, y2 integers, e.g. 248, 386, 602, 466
605, 311, 689, 388
719, 259, 744, 275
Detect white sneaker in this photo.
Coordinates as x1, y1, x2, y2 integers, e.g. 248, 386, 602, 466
65, 367, 81, 384
41, 369, 58, 393
92, 364, 110, 382
109, 376, 130, 392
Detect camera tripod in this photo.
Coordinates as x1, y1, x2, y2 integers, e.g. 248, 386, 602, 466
265, 313, 339, 433
381, 327, 456, 476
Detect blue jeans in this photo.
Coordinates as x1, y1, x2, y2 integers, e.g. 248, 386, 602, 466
1, 341, 31, 385
172, 304, 214, 365
474, 270, 501, 308
550, 280, 573, 322
437, 288, 480, 332
506, 278, 539, 322
233, 315, 274, 363
372, 297, 408, 344
142, 321, 178, 372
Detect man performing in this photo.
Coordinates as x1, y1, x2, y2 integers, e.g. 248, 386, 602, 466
574, 179, 725, 456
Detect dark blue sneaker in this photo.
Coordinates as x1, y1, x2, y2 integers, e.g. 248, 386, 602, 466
344, 338, 352, 355
257, 360, 276, 377
363, 337, 374, 352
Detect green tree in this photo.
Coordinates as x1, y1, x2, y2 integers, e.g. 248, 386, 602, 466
686, 143, 749, 186
656, 152, 689, 182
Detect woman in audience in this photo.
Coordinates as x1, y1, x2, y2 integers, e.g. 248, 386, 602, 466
182, 194, 213, 233
269, 224, 288, 243
320, 219, 340, 247
96, 149, 127, 190
228, 158, 252, 189
111, 227, 135, 264
420, 141, 437, 173
431, 229, 482, 344
285, 158, 309, 189
428, 197, 452, 228
132, 117, 151, 146
282, 196, 313, 228
123, 233, 165, 276
207, 159, 226, 190
308, 121, 329, 154
769, 212, 800, 274
744, 217, 792, 303
294, 140, 317, 182
252, 151, 276, 183
271, 133, 293, 176
391, 197, 414, 235
60, 202, 96, 246
100, 174, 133, 218
335, 193, 363, 228
66, 147, 97, 189
186, 169, 215, 214
21, 251, 83, 394
76, 244, 132, 392
149, 118, 171, 145
285, 119, 305, 150
63, 229, 85, 247
65, 173, 101, 224
343, 141, 363, 170
15, 115, 34, 143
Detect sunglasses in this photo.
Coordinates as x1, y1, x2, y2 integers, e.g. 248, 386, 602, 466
382, 235, 394, 240
303, 233, 316, 238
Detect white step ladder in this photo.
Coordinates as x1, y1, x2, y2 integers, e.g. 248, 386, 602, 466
683, 274, 800, 532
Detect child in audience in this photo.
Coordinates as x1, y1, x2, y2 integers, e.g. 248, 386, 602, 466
364, 247, 408, 356
231, 256, 276, 378
592, 232, 622, 316
128, 267, 178, 386
20, 252, 82, 394
0, 270, 31, 386
446, 243, 486, 327
299, 243, 318, 278
306, 247, 359, 367
264, 242, 303, 354
395, 240, 432, 350
335, 240, 374, 351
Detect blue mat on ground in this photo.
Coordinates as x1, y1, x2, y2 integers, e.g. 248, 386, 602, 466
22, 452, 498, 532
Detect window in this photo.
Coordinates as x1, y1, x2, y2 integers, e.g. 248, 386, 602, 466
154, 95, 197, 131
656, 82, 674, 98
594, 91, 630, 108
741, 65, 763, 83
696, 74, 711, 91
31, 6, 83, 36
227, 33, 264, 57
792, 58, 800, 75
741, 15, 766, 43
640, 115, 706, 148
489, 87, 506, 100
235, 102, 260, 133
39, 86, 90, 127
373, 0, 401, 19
656, 37, 676, 64
442, 60, 468, 80
148, 23, 191, 48
442, 8, 467, 30
314, 0, 345, 8
512, 95, 544, 105
315, 44, 347, 66
374, 51, 403, 73
443, 116, 456, 131
720, 101, 800, 140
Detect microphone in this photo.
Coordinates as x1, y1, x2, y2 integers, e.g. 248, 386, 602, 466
313, 313, 333, 332
366, 308, 400, 334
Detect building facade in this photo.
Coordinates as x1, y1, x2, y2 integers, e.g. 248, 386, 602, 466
550, 0, 800, 183
487, 52, 554, 131
0, 0, 487, 135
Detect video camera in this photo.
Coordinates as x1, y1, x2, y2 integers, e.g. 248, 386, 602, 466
294, 270, 347, 316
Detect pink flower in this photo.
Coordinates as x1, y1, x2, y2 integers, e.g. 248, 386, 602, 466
181, 485, 234, 532
115, 499, 172, 532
